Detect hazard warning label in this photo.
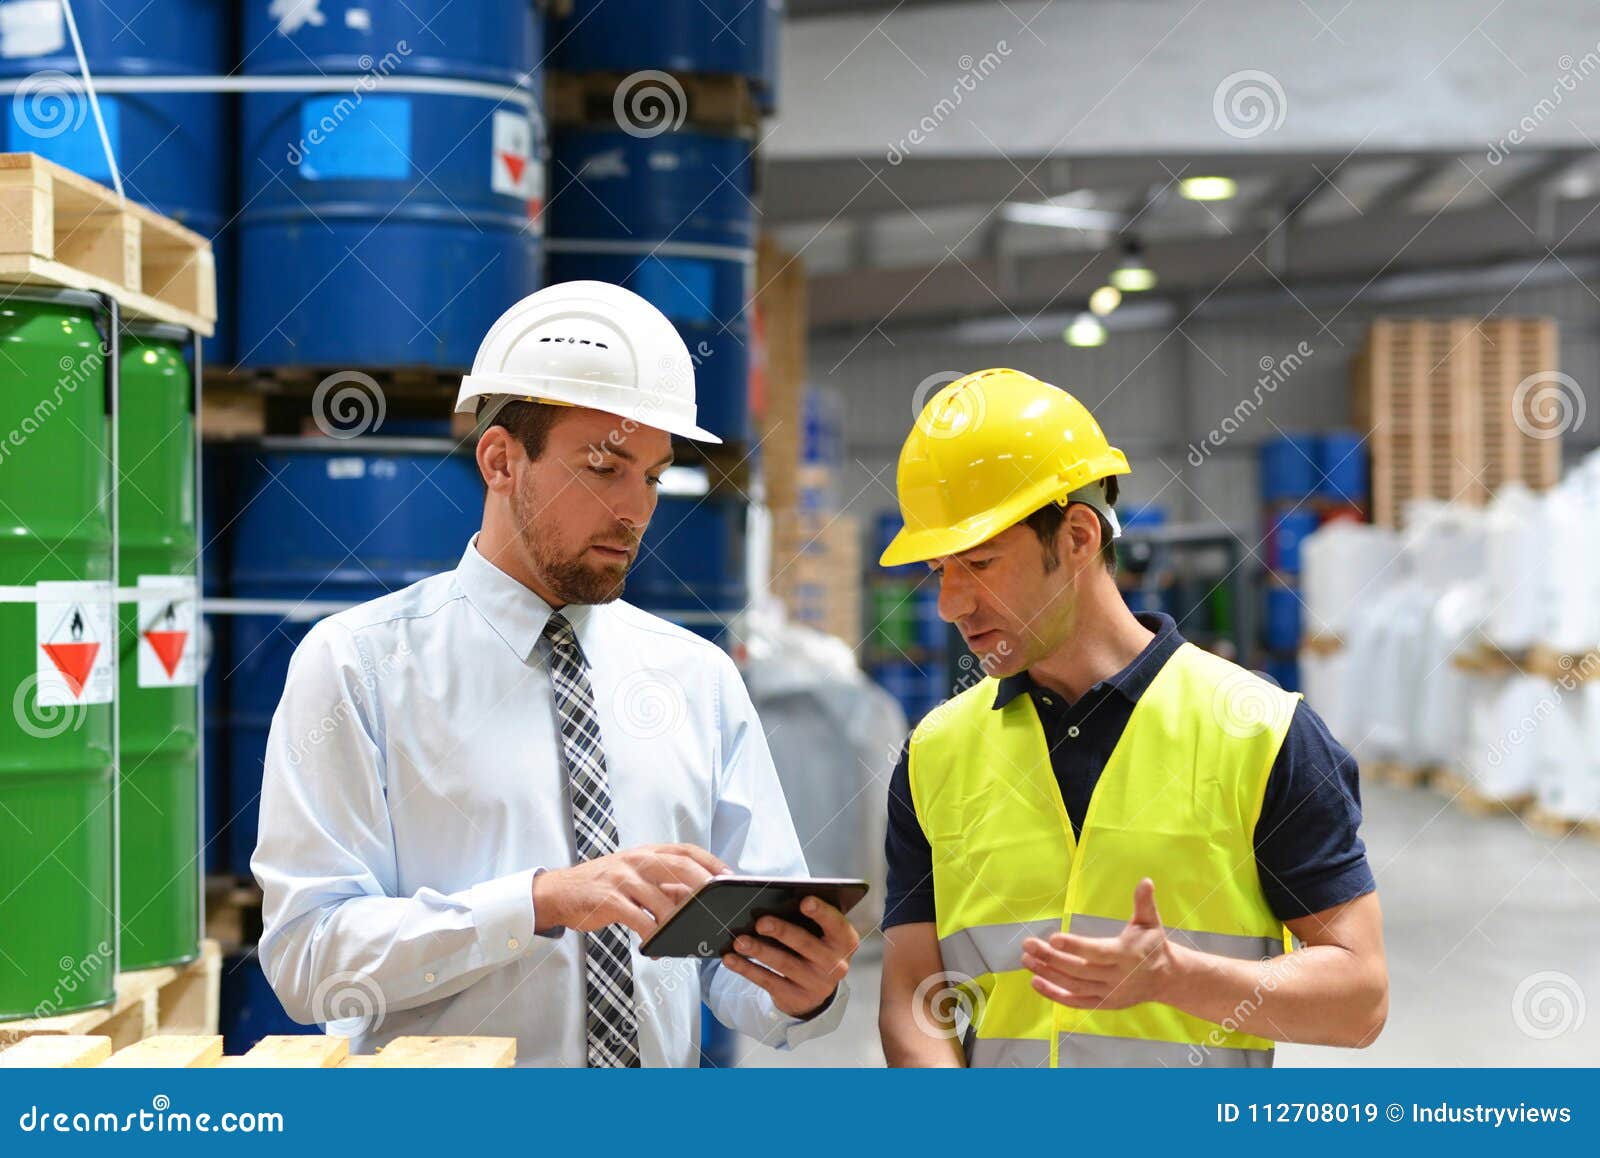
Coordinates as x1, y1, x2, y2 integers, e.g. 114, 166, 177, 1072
492, 108, 542, 210
136, 575, 197, 689
35, 579, 113, 706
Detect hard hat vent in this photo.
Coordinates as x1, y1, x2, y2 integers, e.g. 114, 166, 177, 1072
536, 335, 611, 349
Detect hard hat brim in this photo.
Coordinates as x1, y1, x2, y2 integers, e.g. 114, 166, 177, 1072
457, 374, 723, 444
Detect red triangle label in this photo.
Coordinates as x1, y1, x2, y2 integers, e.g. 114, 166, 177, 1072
500, 151, 527, 184
143, 630, 188, 678
42, 642, 100, 697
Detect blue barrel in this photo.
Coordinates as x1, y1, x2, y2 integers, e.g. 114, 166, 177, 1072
1263, 657, 1300, 693
871, 661, 943, 725
1316, 430, 1369, 504
627, 493, 746, 644
1259, 435, 1320, 503
0, 1, 234, 360
222, 439, 483, 875
238, 1, 542, 369
1265, 509, 1320, 575
548, 127, 753, 442
549, 1, 781, 99
220, 949, 319, 1054
1263, 585, 1303, 652
913, 585, 946, 652
1123, 586, 1168, 616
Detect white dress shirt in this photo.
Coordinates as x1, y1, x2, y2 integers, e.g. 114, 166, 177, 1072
253, 535, 847, 1066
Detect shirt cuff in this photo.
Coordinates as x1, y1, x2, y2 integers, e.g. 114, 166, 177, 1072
774, 979, 851, 1050
466, 868, 540, 962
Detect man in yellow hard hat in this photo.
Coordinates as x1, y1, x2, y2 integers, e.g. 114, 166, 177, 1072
876, 368, 1388, 1068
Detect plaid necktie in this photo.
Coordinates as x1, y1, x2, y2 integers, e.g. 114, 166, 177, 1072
542, 611, 642, 1068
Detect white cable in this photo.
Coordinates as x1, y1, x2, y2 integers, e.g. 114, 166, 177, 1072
57, 0, 121, 201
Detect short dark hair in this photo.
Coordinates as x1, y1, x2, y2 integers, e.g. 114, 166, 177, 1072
481, 399, 566, 461
1021, 475, 1119, 573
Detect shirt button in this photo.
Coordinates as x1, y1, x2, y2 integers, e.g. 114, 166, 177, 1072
1041, 696, 1054, 706
424, 972, 436, 984
1067, 725, 1080, 738
507, 938, 521, 951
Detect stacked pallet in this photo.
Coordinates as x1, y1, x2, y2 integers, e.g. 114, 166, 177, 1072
0, 1033, 516, 1069
1351, 317, 1560, 525
0, 941, 221, 1056
0, 153, 216, 333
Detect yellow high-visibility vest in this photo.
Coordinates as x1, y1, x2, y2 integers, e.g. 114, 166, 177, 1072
907, 642, 1300, 1068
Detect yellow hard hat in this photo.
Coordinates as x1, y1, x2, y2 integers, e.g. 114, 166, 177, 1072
879, 368, 1130, 567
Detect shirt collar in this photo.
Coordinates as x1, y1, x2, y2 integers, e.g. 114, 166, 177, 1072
454, 534, 600, 663
992, 612, 1184, 710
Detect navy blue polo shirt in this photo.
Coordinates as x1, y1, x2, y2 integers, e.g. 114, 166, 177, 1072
883, 613, 1376, 929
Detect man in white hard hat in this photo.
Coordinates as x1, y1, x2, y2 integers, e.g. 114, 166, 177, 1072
253, 282, 858, 1067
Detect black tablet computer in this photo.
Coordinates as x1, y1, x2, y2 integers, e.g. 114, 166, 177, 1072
639, 875, 870, 959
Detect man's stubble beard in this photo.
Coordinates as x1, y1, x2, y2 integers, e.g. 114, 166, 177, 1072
511, 477, 633, 606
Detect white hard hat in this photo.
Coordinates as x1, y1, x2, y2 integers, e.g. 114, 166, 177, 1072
455, 280, 721, 444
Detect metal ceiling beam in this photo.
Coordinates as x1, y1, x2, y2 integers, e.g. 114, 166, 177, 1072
805, 188, 1599, 331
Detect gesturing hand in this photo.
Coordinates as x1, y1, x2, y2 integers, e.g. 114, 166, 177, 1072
1021, 878, 1174, 1010
532, 843, 729, 937
720, 897, 861, 1019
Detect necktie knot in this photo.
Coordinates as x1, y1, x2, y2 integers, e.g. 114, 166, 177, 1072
542, 612, 580, 656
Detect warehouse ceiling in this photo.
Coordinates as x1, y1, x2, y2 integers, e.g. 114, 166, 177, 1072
766, 0, 1600, 333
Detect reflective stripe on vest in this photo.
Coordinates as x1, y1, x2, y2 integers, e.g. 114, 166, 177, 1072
967, 1034, 1273, 1069
908, 642, 1300, 1069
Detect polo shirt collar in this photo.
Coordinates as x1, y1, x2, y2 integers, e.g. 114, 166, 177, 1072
991, 612, 1184, 710
455, 534, 600, 663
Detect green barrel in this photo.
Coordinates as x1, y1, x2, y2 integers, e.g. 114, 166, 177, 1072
117, 333, 200, 969
0, 299, 116, 1019
870, 579, 919, 653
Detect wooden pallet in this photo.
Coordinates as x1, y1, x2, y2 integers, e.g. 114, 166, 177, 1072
1478, 318, 1561, 493
1431, 767, 1533, 818
0, 152, 215, 334
1448, 639, 1600, 682
550, 70, 761, 130
0, 940, 220, 1053
204, 877, 264, 950
1299, 632, 1345, 657
1367, 761, 1438, 790
1352, 317, 1560, 526
0, 1033, 517, 1069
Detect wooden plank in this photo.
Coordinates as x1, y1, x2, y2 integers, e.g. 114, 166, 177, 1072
369, 1035, 517, 1068
101, 1034, 223, 1068
224, 1035, 350, 1068
0, 1035, 113, 1068
0, 253, 214, 334
156, 940, 220, 1035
